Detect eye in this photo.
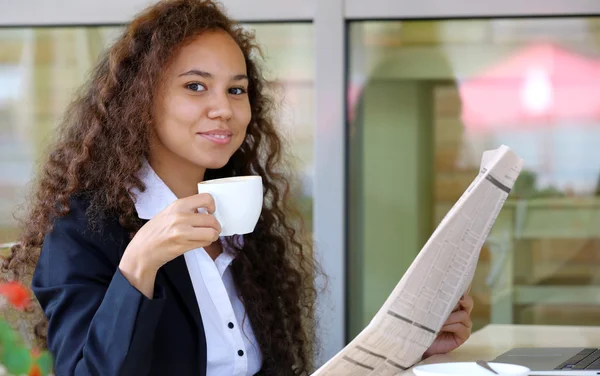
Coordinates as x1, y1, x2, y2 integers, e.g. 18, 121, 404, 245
229, 87, 247, 95
186, 83, 206, 92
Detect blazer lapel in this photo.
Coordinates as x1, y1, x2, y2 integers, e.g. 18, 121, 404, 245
161, 255, 208, 374
161, 255, 203, 330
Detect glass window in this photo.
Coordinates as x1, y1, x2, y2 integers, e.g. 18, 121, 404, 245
0, 24, 314, 253
249, 24, 315, 231
0, 27, 118, 254
348, 18, 600, 339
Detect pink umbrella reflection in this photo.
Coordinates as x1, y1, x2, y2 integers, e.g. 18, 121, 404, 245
459, 43, 600, 131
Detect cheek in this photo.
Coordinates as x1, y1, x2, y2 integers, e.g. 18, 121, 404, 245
159, 95, 202, 134
235, 101, 252, 134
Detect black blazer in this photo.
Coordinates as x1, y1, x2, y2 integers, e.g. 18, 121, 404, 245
32, 195, 256, 376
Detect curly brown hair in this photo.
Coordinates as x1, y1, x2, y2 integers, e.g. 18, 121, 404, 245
2, 0, 318, 374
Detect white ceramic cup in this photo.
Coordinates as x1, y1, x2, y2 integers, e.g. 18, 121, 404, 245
197, 175, 263, 236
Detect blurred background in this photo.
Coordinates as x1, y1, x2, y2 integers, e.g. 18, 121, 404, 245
2, 0, 600, 366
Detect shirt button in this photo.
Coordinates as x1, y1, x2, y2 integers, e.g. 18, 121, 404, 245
238, 350, 244, 357
228, 322, 234, 329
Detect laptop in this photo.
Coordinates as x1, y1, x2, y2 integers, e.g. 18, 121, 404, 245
494, 348, 600, 375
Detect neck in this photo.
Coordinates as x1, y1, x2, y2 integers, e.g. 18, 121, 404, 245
148, 154, 205, 199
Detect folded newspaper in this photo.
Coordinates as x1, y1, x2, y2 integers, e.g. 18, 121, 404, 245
313, 145, 524, 376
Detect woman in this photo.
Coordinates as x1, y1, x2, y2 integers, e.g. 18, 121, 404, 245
3, 0, 473, 375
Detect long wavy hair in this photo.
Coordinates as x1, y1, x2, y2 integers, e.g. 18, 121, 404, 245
2, 0, 318, 374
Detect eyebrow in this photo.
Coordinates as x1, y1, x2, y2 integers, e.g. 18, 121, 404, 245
178, 69, 248, 81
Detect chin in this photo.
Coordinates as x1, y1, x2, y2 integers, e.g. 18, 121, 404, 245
196, 156, 232, 171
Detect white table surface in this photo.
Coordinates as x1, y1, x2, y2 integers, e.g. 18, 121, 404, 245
399, 324, 600, 375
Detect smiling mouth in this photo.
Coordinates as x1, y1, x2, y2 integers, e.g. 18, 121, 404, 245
198, 132, 232, 145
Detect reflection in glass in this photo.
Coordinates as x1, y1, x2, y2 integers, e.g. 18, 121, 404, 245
348, 19, 600, 339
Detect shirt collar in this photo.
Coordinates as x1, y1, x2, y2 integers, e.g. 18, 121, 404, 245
130, 160, 236, 263
131, 161, 178, 220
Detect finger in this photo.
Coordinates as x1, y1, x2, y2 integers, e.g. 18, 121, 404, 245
443, 310, 472, 328
180, 212, 222, 233
187, 227, 221, 243
459, 294, 474, 314
452, 300, 461, 312
175, 193, 216, 214
439, 321, 471, 344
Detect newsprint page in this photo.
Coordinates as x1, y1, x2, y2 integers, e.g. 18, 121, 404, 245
313, 145, 524, 376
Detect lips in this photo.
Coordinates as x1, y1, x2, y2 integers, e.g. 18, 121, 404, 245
197, 130, 232, 145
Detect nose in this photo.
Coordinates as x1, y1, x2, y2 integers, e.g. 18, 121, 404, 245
207, 91, 233, 121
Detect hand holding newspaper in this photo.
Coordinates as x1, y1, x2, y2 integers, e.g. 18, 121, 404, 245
313, 145, 524, 376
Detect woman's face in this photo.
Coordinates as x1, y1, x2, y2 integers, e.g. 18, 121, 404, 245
151, 29, 251, 173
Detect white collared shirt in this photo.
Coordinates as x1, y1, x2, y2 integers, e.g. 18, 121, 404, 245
131, 162, 262, 376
